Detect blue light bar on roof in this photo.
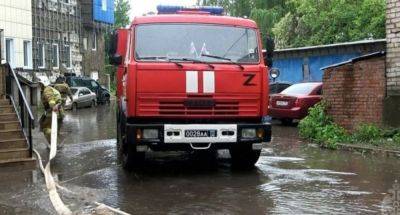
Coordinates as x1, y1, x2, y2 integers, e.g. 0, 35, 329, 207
157, 5, 224, 15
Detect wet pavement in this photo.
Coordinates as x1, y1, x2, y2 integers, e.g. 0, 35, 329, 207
1, 103, 400, 214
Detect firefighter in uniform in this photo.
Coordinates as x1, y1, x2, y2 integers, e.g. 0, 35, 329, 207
54, 76, 73, 107
39, 81, 64, 147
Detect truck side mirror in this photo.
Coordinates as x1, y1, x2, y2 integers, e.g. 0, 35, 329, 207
110, 54, 123, 65
107, 31, 120, 65
264, 36, 275, 68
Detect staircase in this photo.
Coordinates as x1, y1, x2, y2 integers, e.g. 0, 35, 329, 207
0, 64, 36, 169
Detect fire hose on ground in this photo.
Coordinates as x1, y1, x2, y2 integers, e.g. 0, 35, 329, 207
33, 111, 130, 215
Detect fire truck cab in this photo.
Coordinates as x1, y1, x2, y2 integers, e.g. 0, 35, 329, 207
109, 5, 272, 169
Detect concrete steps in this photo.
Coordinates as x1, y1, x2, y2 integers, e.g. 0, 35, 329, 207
0, 113, 18, 121
0, 129, 25, 140
0, 99, 9, 106
0, 105, 14, 114
0, 98, 36, 169
0, 157, 37, 169
0, 148, 30, 160
0, 121, 20, 130
0, 138, 27, 149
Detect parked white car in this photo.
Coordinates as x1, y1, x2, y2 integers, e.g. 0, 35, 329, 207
65, 87, 97, 111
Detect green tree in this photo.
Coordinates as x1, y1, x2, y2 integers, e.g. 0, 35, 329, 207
272, 0, 386, 48
114, 0, 131, 29
199, 0, 386, 48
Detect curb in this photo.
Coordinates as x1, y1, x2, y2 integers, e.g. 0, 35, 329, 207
320, 143, 400, 157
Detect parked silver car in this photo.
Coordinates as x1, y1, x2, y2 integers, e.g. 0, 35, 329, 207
65, 87, 97, 111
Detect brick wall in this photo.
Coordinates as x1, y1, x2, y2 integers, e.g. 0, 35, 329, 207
323, 56, 386, 131
384, 0, 400, 127
386, 0, 400, 96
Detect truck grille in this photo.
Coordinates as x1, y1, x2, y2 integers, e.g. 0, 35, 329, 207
137, 94, 260, 117
159, 101, 239, 116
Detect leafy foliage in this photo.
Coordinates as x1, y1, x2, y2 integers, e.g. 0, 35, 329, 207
199, 0, 386, 48
114, 0, 131, 29
353, 124, 382, 144
298, 103, 348, 149
393, 133, 400, 145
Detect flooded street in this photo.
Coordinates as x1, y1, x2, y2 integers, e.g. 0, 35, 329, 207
1, 103, 399, 214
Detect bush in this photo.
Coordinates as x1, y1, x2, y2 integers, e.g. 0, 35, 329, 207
393, 133, 400, 145
299, 102, 348, 148
352, 124, 382, 144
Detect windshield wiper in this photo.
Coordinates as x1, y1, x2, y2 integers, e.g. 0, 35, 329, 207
201, 54, 244, 70
138, 56, 183, 68
170, 58, 215, 70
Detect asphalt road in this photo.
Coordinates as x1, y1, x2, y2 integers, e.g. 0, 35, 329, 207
0, 103, 399, 214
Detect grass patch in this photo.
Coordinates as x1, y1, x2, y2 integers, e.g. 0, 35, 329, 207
299, 102, 400, 151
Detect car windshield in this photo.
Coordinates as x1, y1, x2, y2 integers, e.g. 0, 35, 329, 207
135, 24, 260, 64
281, 83, 319, 95
71, 88, 78, 94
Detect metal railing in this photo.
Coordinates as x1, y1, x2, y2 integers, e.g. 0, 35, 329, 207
3, 62, 34, 157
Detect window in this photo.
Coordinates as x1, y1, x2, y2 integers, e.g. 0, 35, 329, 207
23, 41, 32, 68
281, 83, 321, 96
135, 24, 260, 63
65, 45, 71, 68
52, 44, 59, 69
92, 32, 97, 50
82, 38, 88, 50
91, 80, 99, 88
5, 38, 14, 66
38, 43, 45, 68
102, 0, 107, 11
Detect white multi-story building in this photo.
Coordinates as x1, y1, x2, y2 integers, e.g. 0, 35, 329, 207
0, 0, 33, 69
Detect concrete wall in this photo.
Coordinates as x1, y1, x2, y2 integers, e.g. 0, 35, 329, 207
81, 28, 106, 77
384, 0, 400, 127
0, 0, 32, 69
323, 56, 386, 131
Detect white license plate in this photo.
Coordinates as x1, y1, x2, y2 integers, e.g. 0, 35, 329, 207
276, 101, 288, 106
185, 130, 217, 138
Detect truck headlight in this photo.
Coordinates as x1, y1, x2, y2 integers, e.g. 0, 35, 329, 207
241, 128, 256, 138
143, 129, 158, 139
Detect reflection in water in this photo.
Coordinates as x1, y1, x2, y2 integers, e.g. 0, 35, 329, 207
1, 104, 399, 214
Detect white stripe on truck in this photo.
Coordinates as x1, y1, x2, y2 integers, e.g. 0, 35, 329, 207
203, 71, 215, 93
186, 71, 198, 93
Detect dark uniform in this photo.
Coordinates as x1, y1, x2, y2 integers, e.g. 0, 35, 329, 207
39, 86, 63, 145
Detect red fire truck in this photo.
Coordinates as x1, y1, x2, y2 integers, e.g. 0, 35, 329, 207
108, 5, 272, 169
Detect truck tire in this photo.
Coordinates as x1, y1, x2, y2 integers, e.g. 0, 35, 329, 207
120, 124, 145, 170
121, 143, 145, 171
230, 145, 261, 169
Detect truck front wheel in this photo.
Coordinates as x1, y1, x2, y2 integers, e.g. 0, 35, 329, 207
117, 117, 145, 170
230, 145, 261, 169
121, 143, 145, 171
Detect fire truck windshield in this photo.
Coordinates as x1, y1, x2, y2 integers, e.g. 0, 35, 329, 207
135, 24, 260, 64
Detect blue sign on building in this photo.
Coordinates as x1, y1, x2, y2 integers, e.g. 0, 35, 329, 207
93, 0, 115, 24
